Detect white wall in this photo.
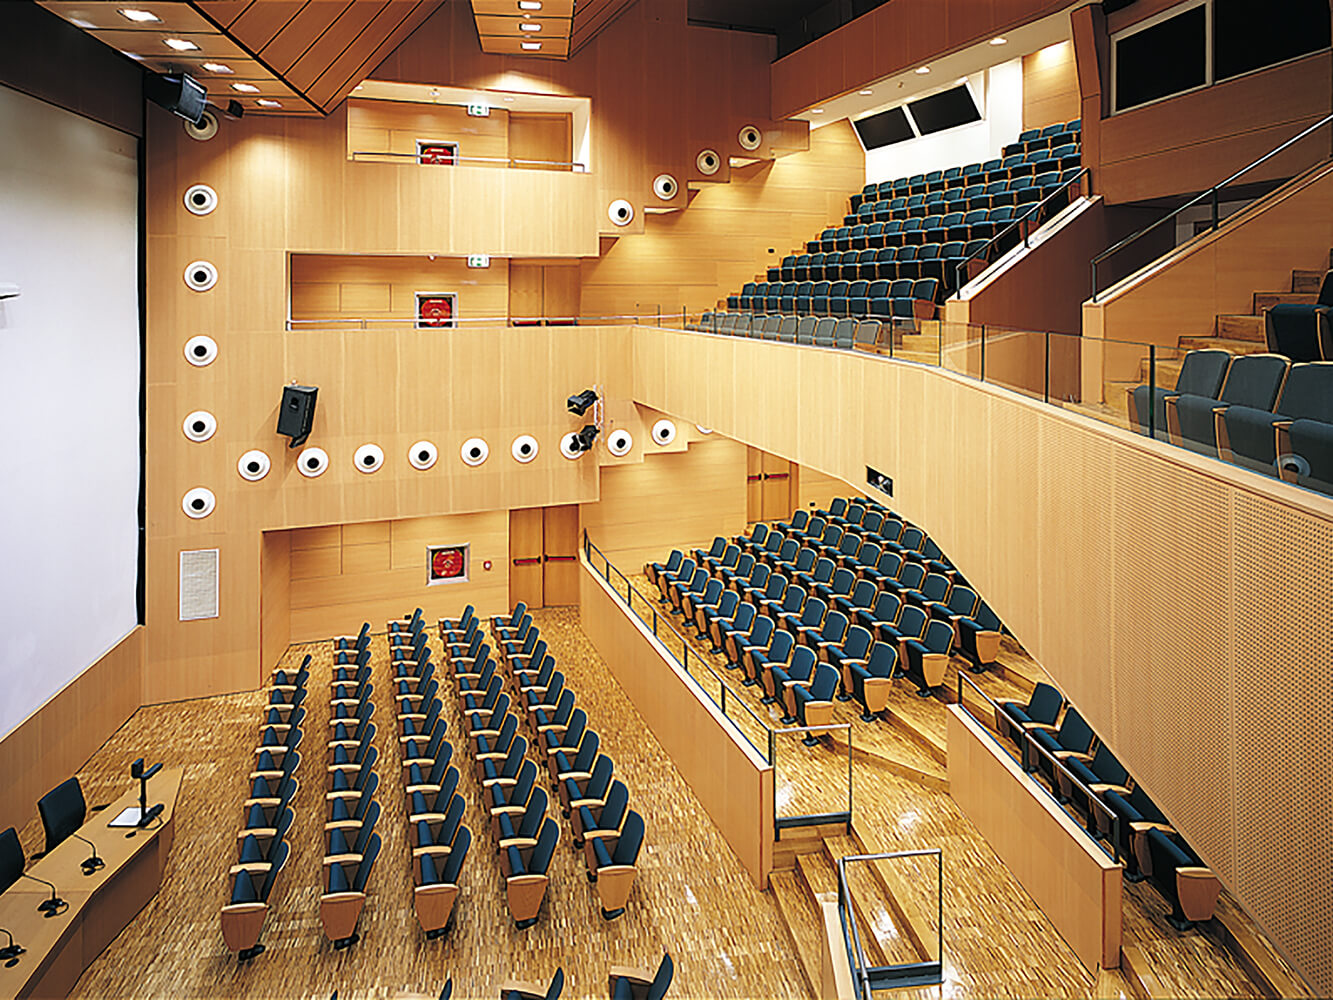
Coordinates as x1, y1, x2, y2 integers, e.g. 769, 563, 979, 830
864, 59, 1025, 185
0, 85, 140, 739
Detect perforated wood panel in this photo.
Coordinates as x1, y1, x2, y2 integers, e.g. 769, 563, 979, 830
179, 549, 219, 621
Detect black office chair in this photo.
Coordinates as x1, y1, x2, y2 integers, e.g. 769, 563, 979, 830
0, 826, 24, 893
37, 776, 87, 854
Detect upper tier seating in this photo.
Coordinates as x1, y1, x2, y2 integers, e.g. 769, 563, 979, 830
1167, 353, 1289, 456
1128, 348, 1231, 439
1265, 268, 1333, 361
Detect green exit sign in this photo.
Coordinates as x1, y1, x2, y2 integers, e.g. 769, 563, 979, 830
467, 103, 490, 117
467, 255, 490, 269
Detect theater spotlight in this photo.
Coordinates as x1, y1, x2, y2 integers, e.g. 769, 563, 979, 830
574, 424, 600, 452
567, 389, 598, 416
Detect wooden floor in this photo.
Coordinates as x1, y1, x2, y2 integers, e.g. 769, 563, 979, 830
26, 596, 1289, 999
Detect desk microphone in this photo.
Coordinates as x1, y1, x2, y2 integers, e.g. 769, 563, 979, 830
131, 759, 164, 829
0, 927, 24, 966
19, 873, 65, 916
70, 833, 104, 874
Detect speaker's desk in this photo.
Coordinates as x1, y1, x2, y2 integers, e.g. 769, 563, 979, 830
0, 767, 183, 999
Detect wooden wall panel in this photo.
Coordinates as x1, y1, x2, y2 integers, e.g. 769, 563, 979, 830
260, 530, 291, 673
580, 435, 748, 568
289, 253, 510, 324
1022, 40, 1080, 130
0, 628, 143, 841
285, 510, 508, 642
628, 325, 1333, 996
508, 112, 573, 168
580, 558, 773, 888
347, 98, 509, 164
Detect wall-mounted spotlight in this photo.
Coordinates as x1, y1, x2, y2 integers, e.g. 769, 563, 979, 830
567, 389, 599, 416
567, 424, 600, 454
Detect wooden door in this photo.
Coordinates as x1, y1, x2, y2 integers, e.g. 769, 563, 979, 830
508, 508, 544, 609
508, 263, 545, 324
746, 448, 765, 522
762, 452, 796, 521
542, 504, 581, 606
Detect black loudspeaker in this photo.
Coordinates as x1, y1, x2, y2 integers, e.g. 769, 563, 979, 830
144, 71, 207, 125
277, 385, 318, 448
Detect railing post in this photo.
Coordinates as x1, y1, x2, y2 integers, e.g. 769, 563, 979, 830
1148, 344, 1157, 437
1211, 186, 1220, 231
979, 324, 986, 382
1044, 332, 1051, 405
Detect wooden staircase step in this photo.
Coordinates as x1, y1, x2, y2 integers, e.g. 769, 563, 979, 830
822, 836, 926, 970
1135, 357, 1184, 385
796, 849, 839, 898
1213, 314, 1266, 341
1254, 291, 1317, 312
1292, 268, 1324, 294
769, 870, 825, 998
1180, 335, 1270, 354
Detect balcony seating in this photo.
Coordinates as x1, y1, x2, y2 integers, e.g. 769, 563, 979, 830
1168, 353, 1289, 455
1220, 361, 1333, 476
1027, 707, 1095, 786
1144, 828, 1222, 930
995, 682, 1063, 746
901, 618, 955, 697
1128, 348, 1230, 438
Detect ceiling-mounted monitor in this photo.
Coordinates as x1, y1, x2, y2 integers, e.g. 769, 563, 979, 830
907, 84, 981, 136
852, 106, 915, 150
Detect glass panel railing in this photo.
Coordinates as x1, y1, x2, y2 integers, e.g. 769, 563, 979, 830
348, 149, 588, 172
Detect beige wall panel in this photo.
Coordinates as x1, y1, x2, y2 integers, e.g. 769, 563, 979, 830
289, 524, 342, 551
0, 628, 143, 842
797, 466, 861, 513
1022, 41, 1080, 130
291, 543, 342, 581
629, 325, 1333, 995
347, 98, 509, 163
341, 541, 391, 575
342, 520, 391, 545
580, 558, 772, 888
290, 253, 511, 324
507, 111, 572, 168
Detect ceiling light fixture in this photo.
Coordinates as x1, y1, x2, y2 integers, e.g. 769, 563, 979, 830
232, 82, 259, 93
915, 66, 930, 75
118, 8, 161, 22
811, 108, 824, 114
518, 0, 542, 8
256, 99, 282, 108
202, 62, 233, 74
989, 36, 1007, 45
164, 37, 199, 52
521, 40, 541, 50
859, 89, 873, 95
520, 22, 541, 31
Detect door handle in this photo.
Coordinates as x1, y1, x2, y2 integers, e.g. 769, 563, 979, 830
512, 557, 543, 566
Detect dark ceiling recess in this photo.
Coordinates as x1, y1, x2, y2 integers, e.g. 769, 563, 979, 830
687, 0, 831, 33
1103, 0, 1138, 12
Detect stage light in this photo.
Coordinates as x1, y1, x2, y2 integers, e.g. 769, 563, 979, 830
574, 424, 599, 452
567, 389, 598, 416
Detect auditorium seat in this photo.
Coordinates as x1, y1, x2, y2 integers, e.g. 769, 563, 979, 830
1128, 348, 1230, 438
610, 953, 673, 1000
1027, 707, 1095, 786
584, 810, 644, 920
501, 967, 564, 1000
768, 645, 817, 717
846, 641, 898, 721
1168, 353, 1289, 455
1219, 361, 1333, 477
1265, 272, 1333, 360
1058, 743, 1130, 818
995, 682, 1063, 746
222, 839, 290, 961
714, 600, 757, 663
572, 778, 628, 848
1098, 783, 1168, 880
745, 625, 795, 691
321, 831, 380, 948
789, 664, 839, 740
415, 825, 470, 939
502, 816, 559, 928
1144, 828, 1221, 930
956, 600, 1003, 672
901, 618, 954, 697
559, 752, 614, 817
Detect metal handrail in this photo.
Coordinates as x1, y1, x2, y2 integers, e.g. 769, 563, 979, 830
953, 167, 1091, 295
768, 723, 854, 836
1090, 112, 1333, 300
837, 849, 944, 997
956, 673, 1122, 861
350, 149, 588, 172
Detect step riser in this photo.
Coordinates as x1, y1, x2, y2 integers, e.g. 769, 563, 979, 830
1214, 315, 1266, 341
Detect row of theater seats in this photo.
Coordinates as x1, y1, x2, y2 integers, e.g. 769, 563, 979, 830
390, 610, 472, 940
500, 954, 673, 1000
1128, 349, 1333, 495
322, 628, 382, 950
647, 499, 1003, 723
222, 653, 310, 961
688, 315, 883, 351
1266, 269, 1333, 362
840, 172, 1078, 233
849, 120, 1081, 211
728, 275, 942, 323
994, 684, 1222, 930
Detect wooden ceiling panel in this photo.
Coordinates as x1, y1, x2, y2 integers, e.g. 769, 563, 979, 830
87, 26, 250, 62
474, 14, 572, 35
39, 1, 214, 33
306, 0, 442, 111
286, 1, 388, 91
190, 1, 253, 30
259, 1, 354, 73
570, 0, 638, 54
226, 1, 304, 51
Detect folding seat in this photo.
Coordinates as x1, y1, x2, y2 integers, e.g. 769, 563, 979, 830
1052, 143, 1081, 171
995, 682, 1064, 746
1141, 829, 1222, 930
923, 169, 944, 189
886, 245, 916, 281
697, 591, 741, 652
803, 608, 848, 665
778, 284, 798, 314
1032, 169, 1061, 199
908, 243, 942, 281
550, 729, 600, 791
793, 555, 835, 596
222, 839, 290, 961
960, 162, 983, 183
881, 219, 904, 243
1059, 742, 1130, 822
872, 600, 925, 656
867, 247, 893, 281
905, 194, 926, 217
781, 597, 828, 653
333, 623, 371, 651
1266, 284, 1333, 361
777, 315, 799, 343
501, 815, 559, 928
789, 664, 840, 741
413, 823, 470, 940
954, 209, 989, 243
852, 249, 876, 280
691, 534, 725, 567
502, 967, 565, 1000
810, 282, 832, 315
525, 674, 568, 727
745, 625, 795, 690
327, 737, 377, 788
1027, 706, 1095, 788
711, 599, 755, 662
655, 553, 695, 600
492, 603, 528, 636
851, 185, 874, 211
725, 611, 772, 675
667, 566, 708, 614
980, 158, 1004, 180
901, 571, 951, 614
832, 317, 857, 349
1098, 784, 1167, 879
584, 810, 644, 920
924, 208, 955, 242
407, 767, 459, 825
794, 282, 815, 314
925, 584, 978, 629
515, 655, 556, 699
1000, 153, 1027, 179
827, 227, 851, 252
898, 617, 953, 697
320, 828, 380, 949
864, 222, 885, 248
644, 550, 682, 590
736, 523, 768, 556
941, 187, 967, 211
813, 317, 838, 346
806, 253, 827, 280
960, 183, 987, 209
778, 254, 799, 281
570, 775, 628, 850
1168, 353, 1288, 456
767, 644, 817, 715
764, 285, 782, 313
942, 165, 964, 188
827, 281, 851, 317
900, 218, 926, 245
1220, 361, 1333, 477
458, 674, 500, 717
721, 553, 761, 592
885, 562, 927, 602
683, 579, 724, 637
808, 231, 831, 253
847, 224, 867, 249
271, 657, 311, 692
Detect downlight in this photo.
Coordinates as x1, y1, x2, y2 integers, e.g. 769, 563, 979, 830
653, 174, 679, 201
409, 440, 438, 470
608, 199, 634, 227
353, 443, 384, 474
183, 183, 217, 216
738, 125, 762, 151
182, 486, 215, 519
184, 109, 218, 141
460, 437, 489, 467
237, 449, 270, 481
182, 410, 217, 442
184, 335, 217, 367
607, 428, 633, 457
183, 260, 217, 292
511, 434, 539, 463
696, 149, 720, 175
651, 418, 677, 446
297, 446, 328, 478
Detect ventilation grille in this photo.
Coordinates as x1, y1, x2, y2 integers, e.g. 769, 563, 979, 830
179, 549, 219, 621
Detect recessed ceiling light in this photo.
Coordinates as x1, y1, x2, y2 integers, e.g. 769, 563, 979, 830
256, 99, 282, 108
859, 89, 873, 95
990, 36, 1007, 45
164, 37, 199, 52
118, 8, 161, 22
70, 17, 95, 28
811, 108, 824, 114
521, 40, 541, 50
518, 0, 542, 8
202, 62, 233, 74
915, 66, 930, 75
520, 22, 541, 30
231, 82, 259, 93
503, 96, 515, 102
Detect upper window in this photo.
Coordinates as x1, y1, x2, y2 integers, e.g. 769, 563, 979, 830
1112, 0, 1329, 113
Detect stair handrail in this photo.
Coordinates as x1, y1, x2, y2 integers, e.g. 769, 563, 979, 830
1090, 112, 1333, 301
836, 849, 944, 997
954, 167, 1091, 297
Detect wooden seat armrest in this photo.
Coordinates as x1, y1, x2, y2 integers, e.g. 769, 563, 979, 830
1176, 866, 1216, 879
254, 745, 290, 757
490, 804, 525, 817
220, 901, 268, 917
1024, 722, 1059, 732
993, 698, 1022, 709
1064, 751, 1094, 764
536, 722, 569, 735
326, 789, 363, 801
474, 750, 506, 763
585, 830, 620, 847
841, 657, 869, 668
244, 796, 280, 808
1129, 821, 1174, 835
239, 826, 277, 842
408, 811, 446, 825
815, 640, 840, 649
324, 818, 364, 832
527, 702, 556, 715
471, 726, 502, 739
609, 965, 655, 986
1051, 749, 1083, 759
567, 795, 605, 811
499, 979, 545, 999
397, 712, 426, 723
558, 769, 592, 783
403, 782, 441, 795
228, 861, 273, 876
249, 768, 283, 781
498, 836, 538, 851
410, 845, 452, 858
1088, 783, 1130, 795
596, 863, 637, 878
323, 852, 363, 867
320, 890, 365, 904
482, 776, 517, 788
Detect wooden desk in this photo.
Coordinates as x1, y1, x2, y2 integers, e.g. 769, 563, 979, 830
0, 768, 182, 999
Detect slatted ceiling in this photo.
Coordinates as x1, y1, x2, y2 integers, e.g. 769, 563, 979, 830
570, 0, 638, 54
306, 0, 440, 110
470, 0, 575, 13
286, 0, 387, 92
257, 1, 351, 72
225, 0, 305, 52
189, 0, 251, 29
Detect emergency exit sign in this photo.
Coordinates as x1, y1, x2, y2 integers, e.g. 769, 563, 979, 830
467, 255, 491, 269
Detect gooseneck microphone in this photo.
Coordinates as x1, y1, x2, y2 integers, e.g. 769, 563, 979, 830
71, 833, 104, 873
0, 927, 24, 965
131, 759, 164, 828
19, 872, 65, 915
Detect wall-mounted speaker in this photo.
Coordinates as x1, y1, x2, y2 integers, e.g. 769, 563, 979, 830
608, 199, 634, 226
183, 260, 217, 292
184, 109, 218, 141
146, 71, 206, 125
651, 418, 677, 445
183, 335, 217, 367
237, 449, 270, 481
738, 125, 763, 151
182, 410, 216, 442
696, 149, 721, 175
653, 174, 679, 200
183, 184, 217, 216
276, 385, 318, 448
607, 429, 633, 457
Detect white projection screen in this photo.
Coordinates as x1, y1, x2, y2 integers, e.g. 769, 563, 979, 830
0, 84, 140, 740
